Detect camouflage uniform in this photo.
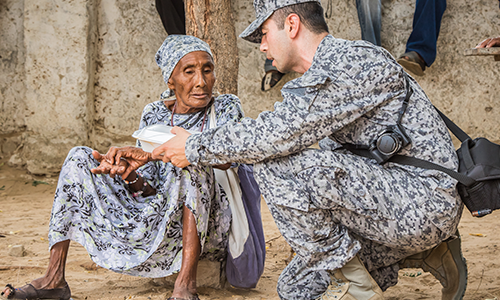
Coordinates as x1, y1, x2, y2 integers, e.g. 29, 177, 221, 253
185, 4, 462, 300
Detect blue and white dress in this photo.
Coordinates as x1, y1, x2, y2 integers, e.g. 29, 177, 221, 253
48, 94, 243, 277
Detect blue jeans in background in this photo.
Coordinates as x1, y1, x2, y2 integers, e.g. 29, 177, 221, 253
356, 0, 381, 46
356, 0, 447, 67
405, 0, 447, 67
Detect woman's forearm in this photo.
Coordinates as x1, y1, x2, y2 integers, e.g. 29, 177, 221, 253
124, 171, 156, 197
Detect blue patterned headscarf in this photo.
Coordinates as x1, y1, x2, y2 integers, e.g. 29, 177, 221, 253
155, 35, 214, 99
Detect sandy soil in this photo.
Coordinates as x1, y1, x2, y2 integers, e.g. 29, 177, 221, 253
1, 159, 500, 300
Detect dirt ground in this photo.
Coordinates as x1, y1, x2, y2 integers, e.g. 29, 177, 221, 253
1, 159, 500, 300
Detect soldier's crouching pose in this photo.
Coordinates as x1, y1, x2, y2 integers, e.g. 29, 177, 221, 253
120, 0, 468, 299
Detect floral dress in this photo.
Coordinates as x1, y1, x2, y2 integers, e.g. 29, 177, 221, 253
48, 94, 243, 277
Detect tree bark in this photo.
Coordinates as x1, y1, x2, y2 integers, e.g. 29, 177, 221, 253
185, 0, 239, 95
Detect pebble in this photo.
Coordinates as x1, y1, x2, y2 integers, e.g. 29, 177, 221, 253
8, 244, 25, 257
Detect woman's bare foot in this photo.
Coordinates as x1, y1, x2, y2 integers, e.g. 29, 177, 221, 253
170, 275, 197, 298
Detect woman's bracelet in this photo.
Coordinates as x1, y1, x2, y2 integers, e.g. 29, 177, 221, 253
124, 173, 139, 185
132, 181, 148, 198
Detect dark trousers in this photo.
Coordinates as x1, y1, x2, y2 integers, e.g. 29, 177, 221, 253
405, 0, 447, 67
155, 0, 186, 35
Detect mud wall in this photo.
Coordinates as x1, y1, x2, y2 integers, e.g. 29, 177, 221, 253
1, 0, 499, 174
0, 0, 26, 156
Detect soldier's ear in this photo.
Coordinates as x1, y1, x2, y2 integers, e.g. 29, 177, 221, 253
285, 13, 300, 38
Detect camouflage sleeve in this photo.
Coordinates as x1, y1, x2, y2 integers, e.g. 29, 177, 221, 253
186, 45, 405, 166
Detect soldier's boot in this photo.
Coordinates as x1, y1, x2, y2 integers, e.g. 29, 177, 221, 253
317, 255, 384, 300
399, 230, 467, 300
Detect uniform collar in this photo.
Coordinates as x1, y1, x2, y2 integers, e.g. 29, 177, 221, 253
283, 35, 340, 89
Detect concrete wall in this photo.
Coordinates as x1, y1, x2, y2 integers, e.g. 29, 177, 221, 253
0, 0, 26, 156
92, 0, 166, 151
20, 0, 95, 174
1, 0, 499, 174
235, 0, 500, 135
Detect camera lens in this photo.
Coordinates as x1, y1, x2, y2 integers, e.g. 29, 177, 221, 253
377, 133, 399, 155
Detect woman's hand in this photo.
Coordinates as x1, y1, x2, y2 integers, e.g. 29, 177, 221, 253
91, 150, 128, 178
91, 146, 151, 179
110, 146, 152, 179
152, 127, 192, 168
476, 36, 500, 48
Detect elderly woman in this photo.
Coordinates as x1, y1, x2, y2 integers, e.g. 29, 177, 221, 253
1, 35, 242, 300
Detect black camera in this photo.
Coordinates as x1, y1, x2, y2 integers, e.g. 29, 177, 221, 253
369, 124, 411, 164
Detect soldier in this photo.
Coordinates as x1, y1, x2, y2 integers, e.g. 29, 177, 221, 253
119, 0, 468, 299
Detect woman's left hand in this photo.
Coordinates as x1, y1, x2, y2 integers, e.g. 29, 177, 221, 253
152, 127, 192, 168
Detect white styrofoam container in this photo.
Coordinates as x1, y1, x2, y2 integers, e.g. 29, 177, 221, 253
132, 124, 197, 153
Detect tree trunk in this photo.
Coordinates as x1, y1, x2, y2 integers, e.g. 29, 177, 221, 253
185, 0, 239, 95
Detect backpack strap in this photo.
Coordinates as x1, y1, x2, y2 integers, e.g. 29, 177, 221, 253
433, 106, 471, 142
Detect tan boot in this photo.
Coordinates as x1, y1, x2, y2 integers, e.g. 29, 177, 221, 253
317, 255, 384, 300
399, 230, 467, 300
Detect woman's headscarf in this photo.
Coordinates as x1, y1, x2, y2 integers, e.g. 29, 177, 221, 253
155, 35, 214, 99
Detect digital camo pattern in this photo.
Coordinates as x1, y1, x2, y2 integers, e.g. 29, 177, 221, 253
48, 94, 243, 277
155, 35, 213, 98
239, 0, 321, 43
260, 149, 461, 298
186, 36, 462, 297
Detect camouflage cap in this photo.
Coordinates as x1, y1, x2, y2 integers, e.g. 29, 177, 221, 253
239, 0, 321, 43
155, 34, 213, 99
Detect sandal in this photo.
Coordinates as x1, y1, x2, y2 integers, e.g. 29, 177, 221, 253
261, 59, 284, 91
167, 295, 200, 300
1, 283, 71, 300
397, 51, 426, 76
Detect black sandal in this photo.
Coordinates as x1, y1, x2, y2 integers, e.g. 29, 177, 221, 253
167, 295, 200, 300
397, 51, 426, 76
261, 70, 285, 91
1, 283, 71, 300
261, 59, 284, 91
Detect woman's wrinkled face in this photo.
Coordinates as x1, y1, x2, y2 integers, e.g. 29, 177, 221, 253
168, 51, 216, 114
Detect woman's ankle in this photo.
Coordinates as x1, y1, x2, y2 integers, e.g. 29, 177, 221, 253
173, 276, 197, 296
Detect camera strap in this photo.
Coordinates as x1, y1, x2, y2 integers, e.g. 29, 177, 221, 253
390, 106, 476, 187
341, 74, 413, 154
339, 75, 476, 187
397, 75, 413, 124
